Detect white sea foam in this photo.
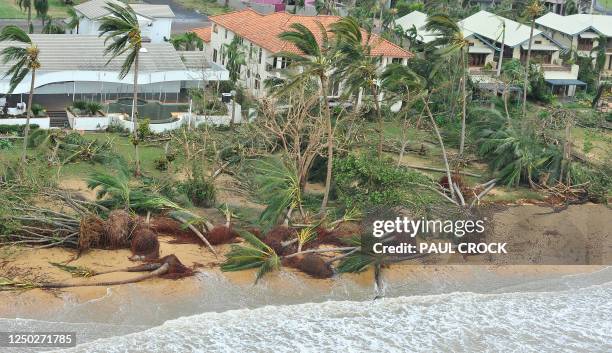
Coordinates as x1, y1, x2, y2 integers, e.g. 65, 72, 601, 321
55, 282, 612, 353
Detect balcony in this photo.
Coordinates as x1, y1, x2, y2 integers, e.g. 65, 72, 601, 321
540, 64, 572, 72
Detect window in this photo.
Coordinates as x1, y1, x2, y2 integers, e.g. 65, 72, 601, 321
247, 69, 251, 78
391, 58, 402, 64
280, 57, 290, 69
213, 49, 217, 63
220, 47, 225, 65
258, 47, 263, 64
255, 74, 261, 90
577, 38, 592, 51
213, 24, 218, 33
224, 29, 228, 39
534, 40, 542, 44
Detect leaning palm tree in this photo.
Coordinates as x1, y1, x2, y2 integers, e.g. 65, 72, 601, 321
98, 2, 144, 175
16, 0, 33, 33
277, 22, 336, 210
330, 17, 386, 159
0, 25, 40, 163
425, 13, 469, 156
66, 6, 82, 34
521, 0, 543, 118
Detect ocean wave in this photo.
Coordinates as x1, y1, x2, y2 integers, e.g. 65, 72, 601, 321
55, 282, 612, 353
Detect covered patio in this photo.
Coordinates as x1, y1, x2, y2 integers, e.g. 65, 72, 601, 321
545, 79, 587, 97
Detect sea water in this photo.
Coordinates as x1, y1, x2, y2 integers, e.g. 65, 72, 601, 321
1, 267, 611, 353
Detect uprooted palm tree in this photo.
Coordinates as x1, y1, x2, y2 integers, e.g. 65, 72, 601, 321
0, 25, 41, 163
221, 230, 281, 283
331, 17, 386, 159
99, 1, 144, 175
277, 21, 336, 210
425, 13, 469, 156
239, 156, 304, 231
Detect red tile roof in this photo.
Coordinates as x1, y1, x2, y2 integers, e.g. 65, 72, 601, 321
191, 27, 212, 43
209, 9, 412, 58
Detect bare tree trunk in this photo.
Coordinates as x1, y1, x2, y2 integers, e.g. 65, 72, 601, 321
497, 24, 505, 77
459, 47, 467, 156
21, 69, 36, 164
522, 19, 535, 118
132, 52, 141, 176
39, 263, 169, 288
320, 76, 333, 210
373, 84, 384, 159
27, 6, 32, 33
423, 97, 456, 201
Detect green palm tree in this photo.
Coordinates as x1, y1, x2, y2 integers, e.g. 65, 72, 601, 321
222, 36, 245, 84
521, 0, 543, 118
34, 0, 48, 26
0, 25, 40, 163
170, 32, 204, 51
277, 21, 336, 210
330, 17, 386, 159
221, 230, 280, 284
425, 13, 469, 156
66, 6, 82, 34
16, 0, 33, 33
99, 2, 144, 176
41, 16, 66, 34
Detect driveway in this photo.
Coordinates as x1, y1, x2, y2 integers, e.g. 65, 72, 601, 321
143, 0, 210, 33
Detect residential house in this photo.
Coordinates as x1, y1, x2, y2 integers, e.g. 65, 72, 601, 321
0, 35, 228, 98
74, 0, 175, 43
207, 9, 413, 98
394, 10, 439, 45
397, 10, 582, 96
536, 12, 612, 76
191, 27, 213, 59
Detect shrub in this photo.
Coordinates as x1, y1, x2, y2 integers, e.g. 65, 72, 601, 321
137, 118, 152, 140
153, 156, 168, 171
31, 104, 45, 117
86, 102, 103, 116
180, 176, 216, 207
333, 154, 433, 209
0, 139, 12, 150
0, 124, 39, 136
73, 100, 88, 110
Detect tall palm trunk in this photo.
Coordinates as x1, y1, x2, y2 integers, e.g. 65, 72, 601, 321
373, 84, 384, 158
459, 47, 467, 155
423, 97, 455, 202
320, 76, 333, 210
22, 69, 36, 163
522, 20, 535, 118
27, 6, 32, 33
132, 52, 141, 176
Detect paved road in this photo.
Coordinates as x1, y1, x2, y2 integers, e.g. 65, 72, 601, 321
0, 0, 210, 34
144, 0, 210, 33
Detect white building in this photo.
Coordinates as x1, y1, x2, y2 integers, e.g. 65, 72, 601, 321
206, 9, 413, 98
0, 35, 228, 97
74, 0, 174, 43
397, 10, 583, 96
536, 12, 612, 76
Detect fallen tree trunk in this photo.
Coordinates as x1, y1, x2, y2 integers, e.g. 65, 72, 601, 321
38, 263, 170, 289
403, 164, 482, 178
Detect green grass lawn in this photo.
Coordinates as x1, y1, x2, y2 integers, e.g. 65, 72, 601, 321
0, 1, 27, 19
599, 0, 612, 10
172, 0, 230, 16
0, 0, 84, 20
